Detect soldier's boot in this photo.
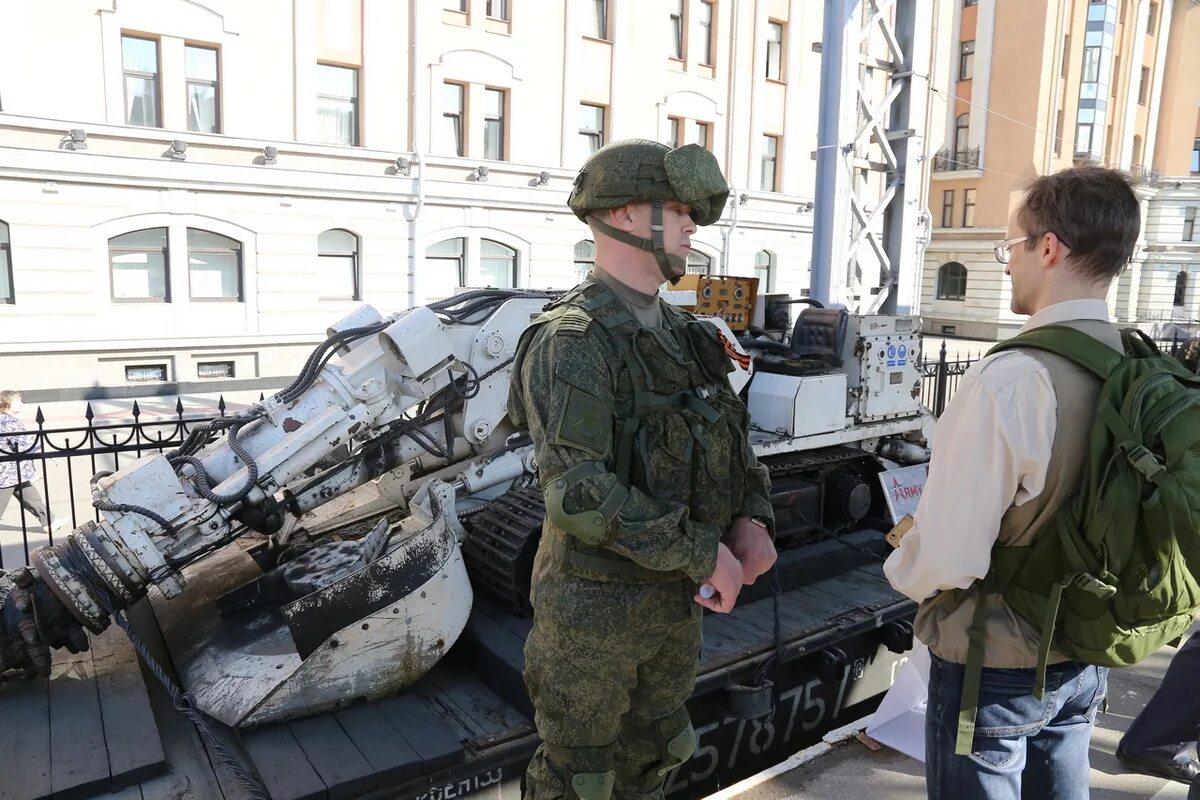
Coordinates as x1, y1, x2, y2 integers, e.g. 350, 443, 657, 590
524, 743, 616, 800
614, 707, 698, 800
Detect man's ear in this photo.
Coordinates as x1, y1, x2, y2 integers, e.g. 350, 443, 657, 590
604, 204, 639, 232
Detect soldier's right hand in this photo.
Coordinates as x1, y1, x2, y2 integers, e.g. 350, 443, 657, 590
695, 543, 743, 613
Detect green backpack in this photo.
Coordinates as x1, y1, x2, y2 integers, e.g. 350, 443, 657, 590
955, 325, 1200, 755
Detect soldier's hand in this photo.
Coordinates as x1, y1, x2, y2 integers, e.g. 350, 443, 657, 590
696, 543, 743, 613
724, 517, 777, 585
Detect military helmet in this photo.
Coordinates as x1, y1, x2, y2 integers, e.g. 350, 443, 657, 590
568, 139, 730, 227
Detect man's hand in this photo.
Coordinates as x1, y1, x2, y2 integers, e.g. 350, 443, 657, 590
725, 517, 777, 585
695, 543, 743, 613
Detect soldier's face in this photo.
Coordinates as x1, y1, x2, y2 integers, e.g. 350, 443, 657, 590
628, 201, 696, 268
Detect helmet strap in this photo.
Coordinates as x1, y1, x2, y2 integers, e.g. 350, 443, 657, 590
586, 202, 685, 286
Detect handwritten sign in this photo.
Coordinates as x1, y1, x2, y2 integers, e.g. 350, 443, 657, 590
878, 463, 929, 523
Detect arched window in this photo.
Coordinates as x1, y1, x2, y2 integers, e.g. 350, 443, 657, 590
686, 250, 712, 276
318, 228, 360, 301
954, 113, 970, 161
754, 250, 774, 293
574, 239, 595, 282
0, 219, 12, 304
479, 239, 517, 288
1174, 270, 1188, 307
936, 261, 968, 300
109, 228, 169, 301
188, 229, 242, 301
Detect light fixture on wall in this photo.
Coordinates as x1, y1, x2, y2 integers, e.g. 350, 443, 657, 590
168, 140, 188, 160
393, 156, 412, 176
797, 201, 814, 213
533, 170, 550, 186
738, 192, 749, 206
471, 165, 490, 182
62, 128, 87, 151
262, 145, 278, 165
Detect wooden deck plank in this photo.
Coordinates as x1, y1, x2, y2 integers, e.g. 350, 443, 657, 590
48, 644, 111, 800
333, 704, 424, 785
241, 725, 328, 800
91, 626, 167, 787
376, 692, 465, 774
288, 715, 377, 800
424, 659, 533, 744
0, 674, 51, 800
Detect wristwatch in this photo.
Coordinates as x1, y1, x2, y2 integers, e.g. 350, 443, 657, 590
748, 516, 770, 530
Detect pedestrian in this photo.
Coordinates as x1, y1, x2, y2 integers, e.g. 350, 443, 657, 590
507, 139, 777, 800
1116, 631, 1200, 792
884, 166, 1141, 799
0, 390, 62, 534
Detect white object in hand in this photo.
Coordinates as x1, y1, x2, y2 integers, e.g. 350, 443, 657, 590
699, 583, 716, 599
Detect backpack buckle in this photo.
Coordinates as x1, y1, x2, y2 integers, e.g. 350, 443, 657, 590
1072, 572, 1117, 599
1121, 443, 1167, 482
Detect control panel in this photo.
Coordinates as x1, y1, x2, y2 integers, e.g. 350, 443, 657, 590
673, 275, 759, 331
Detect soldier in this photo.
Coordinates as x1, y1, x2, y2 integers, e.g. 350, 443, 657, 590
507, 139, 777, 800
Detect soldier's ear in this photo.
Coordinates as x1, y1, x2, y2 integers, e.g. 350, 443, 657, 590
606, 204, 640, 232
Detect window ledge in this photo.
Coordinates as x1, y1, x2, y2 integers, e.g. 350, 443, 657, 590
931, 169, 983, 181
582, 35, 613, 45
765, 77, 787, 86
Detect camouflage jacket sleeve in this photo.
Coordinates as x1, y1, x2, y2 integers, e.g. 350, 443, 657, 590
735, 428, 775, 538
508, 318, 721, 583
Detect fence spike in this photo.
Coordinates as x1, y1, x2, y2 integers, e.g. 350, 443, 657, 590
34, 406, 45, 426
259, 392, 265, 402
217, 395, 227, 416
176, 397, 185, 417
85, 403, 95, 423
939, 340, 948, 358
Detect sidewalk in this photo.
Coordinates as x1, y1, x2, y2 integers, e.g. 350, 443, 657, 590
710, 631, 1193, 800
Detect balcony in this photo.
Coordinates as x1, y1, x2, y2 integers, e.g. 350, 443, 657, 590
932, 147, 980, 172
1130, 163, 1162, 185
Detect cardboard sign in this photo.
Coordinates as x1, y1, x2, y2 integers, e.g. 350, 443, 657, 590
878, 463, 929, 523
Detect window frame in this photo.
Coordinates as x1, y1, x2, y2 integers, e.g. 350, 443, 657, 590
186, 228, 243, 302
574, 239, 596, 282
760, 134, 779, 192
587, 0, 610, 40
959, 40, 975, 81
121, 34, 162, 128
318, 228, 361, 301
936, 262, 968, 301
754, 250, 774, 293
941, 189, 955, 228
765, 21, 784, 81
478, 238, 518, 289
316, 62, 360, 147
427, 237, 467, 290
483, 87, 507, 161
444, 81, 466, 157
109, 227, 171, 303
667, 116, 683, 148
579, 103, 606, 160
694, 120, 712, 151
670, 0, 686, 60
962, 188, 976, 228
1138, 66, 1150, 105
1184, 207, 1197, 242
686, 250, 712, 276
184, 43, 221, 134
699, 0, 716, 66
1191, 139, 1199, 174
486, 0, 510, 22
0, 219, 12, 305
1173, 270, 1187, 308
954, 113, 971, 162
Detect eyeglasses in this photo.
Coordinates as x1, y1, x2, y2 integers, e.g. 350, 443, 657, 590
993, 231, 1073, 265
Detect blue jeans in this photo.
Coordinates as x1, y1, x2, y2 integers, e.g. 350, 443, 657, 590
925, 652, 1108, 800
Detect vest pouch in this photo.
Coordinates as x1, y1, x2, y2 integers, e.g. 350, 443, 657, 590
633, 412, 695, 503
685, 322, 735, 383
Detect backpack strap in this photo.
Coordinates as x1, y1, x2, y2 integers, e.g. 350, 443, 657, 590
956, 579, 991, 755
987, 325, 1124, 380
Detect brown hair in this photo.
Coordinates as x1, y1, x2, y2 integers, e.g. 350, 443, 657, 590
1017, 166, 1140, 282
0, 390, 21, 413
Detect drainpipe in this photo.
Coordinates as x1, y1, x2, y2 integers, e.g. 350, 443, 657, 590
720, 0, 741, 276
405, 0, 426, 309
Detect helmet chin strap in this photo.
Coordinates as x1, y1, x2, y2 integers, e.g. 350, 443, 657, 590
586, 201, 686, 285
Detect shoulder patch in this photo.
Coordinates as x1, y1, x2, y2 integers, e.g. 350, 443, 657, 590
554, 307, 595, 337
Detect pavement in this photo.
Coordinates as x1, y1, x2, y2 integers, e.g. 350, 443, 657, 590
707, 628, 1194, 800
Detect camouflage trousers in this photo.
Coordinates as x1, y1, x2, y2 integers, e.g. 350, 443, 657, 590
522, 573, 702, 800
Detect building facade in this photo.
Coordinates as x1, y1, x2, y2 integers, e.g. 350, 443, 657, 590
922, 0, 1200, 341
0, 0, 903, 402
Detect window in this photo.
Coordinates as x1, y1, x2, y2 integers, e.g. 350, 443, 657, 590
1184, 208, 1197, 242
760, 135, 779, 191
579, 103, 606, 161
1061, 35, 1070, 78
1138, 67, 1150, 105
185, 45, 220, 133
1120, 0, 1127, 23
122, 35, 161, 127
478, 239, 517, 288
317, 63, 359, 146
686, 251, 712, 276
1174, 271, 1188, 307
444, 82, 465, 156
766, 22, 784, 80
0, 220, 11, 304
754, 250, 774, 292
1082, 46, 1101, 83
670, 0, 685, 59
936, 262, 968, 300
964, 0, 977, 5
188, 229, 241, 301
318, 228, 361, 300
109, 228, 169, 301
1148, 1, 1158, 32
699, 1, 715, 66
1193, 139, 1200, 174
428, 238, 466, 291
959, 41, 975, 81
486, 0, 509, 21
587, 0, 609, 40
1112, 55, 1120, 97
954, 113, 970, 161
125, 365, 167, 383
941, 190, 954, 227
198, 361, 235, 379
694, 121, 711, 151
1055, 109, 1064, 155
445, 0, 467, 9
483, 88, 506, 160
1104, 123, 1114, 163
667, 116, 682, 148
1077, 123, 1093, 153
574, 240, 595, 282
962, 188, 976, 228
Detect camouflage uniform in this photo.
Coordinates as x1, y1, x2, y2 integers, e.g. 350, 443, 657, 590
509, 266, 774, 800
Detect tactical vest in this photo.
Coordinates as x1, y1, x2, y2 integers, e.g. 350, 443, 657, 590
536, 278, 751, 582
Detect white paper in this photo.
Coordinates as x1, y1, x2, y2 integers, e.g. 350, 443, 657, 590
866, 642, 930, 762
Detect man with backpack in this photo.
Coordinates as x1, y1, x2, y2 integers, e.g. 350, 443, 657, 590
883, 165, 1199, 799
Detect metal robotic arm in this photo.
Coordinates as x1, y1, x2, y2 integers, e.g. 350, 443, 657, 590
0, 290, 555, 677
